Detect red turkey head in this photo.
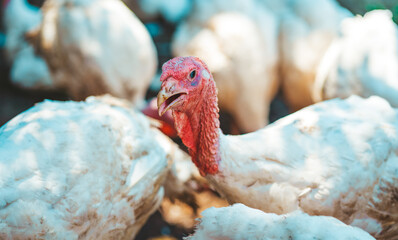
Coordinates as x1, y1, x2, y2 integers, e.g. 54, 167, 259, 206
157, 56, 213, 116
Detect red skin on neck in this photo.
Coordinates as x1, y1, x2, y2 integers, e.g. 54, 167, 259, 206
161, 57, 220, 176
173, 96, 220, 176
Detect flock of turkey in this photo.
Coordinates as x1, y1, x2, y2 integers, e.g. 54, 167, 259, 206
1, 0, 398, 239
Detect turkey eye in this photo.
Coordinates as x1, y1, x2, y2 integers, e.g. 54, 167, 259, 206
189, 70, 196, 80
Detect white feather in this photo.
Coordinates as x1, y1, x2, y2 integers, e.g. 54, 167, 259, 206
279, 0, 353, 110
29, 0, 157, 104
0, 96, 170, 239
206, 95, 398, 237
314, 10, 398, 108
186, 204, 375, 240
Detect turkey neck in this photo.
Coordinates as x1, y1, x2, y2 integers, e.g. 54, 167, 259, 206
173, 78, 221, 176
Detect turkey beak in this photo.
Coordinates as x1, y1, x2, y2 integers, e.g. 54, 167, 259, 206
157, 88, 169, 116
157, 84, 187, 116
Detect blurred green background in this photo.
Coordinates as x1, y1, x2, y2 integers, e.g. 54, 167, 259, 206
338, 0, 398, 23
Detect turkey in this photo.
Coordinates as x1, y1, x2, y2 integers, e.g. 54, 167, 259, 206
313, 10, 398, 107
279, 0, 352, 111
172, 0, 279, 133
27, 0, 157, 105
0, 95, 191, 239
157, 56, 398, 238
3, 0, 53, 89
186, 204, 375, 240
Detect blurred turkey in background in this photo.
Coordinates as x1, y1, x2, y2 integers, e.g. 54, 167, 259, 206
0, 0, 398, 239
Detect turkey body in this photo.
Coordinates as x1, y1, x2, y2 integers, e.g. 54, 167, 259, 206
0, 97, 170, 239
29, 0, 157, 104
279, 0, 352, 111
207, 95, 398, 238
314, 10, 398, 108
187, 203, 375, 240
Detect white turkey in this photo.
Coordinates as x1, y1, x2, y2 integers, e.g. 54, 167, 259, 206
279, 0, 352, 111
186, 204, 375, 240
28, 0, 157, 105
157, 56, 398, 238
0, 95, 190, 239
313, 10, 398, 108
